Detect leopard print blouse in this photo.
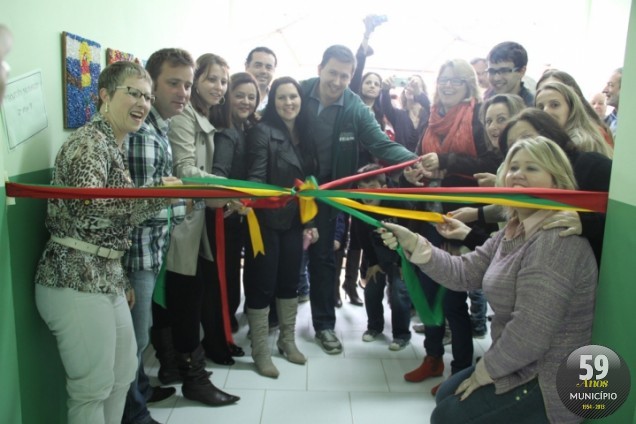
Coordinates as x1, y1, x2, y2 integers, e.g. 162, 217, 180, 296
35, 114, 164, 294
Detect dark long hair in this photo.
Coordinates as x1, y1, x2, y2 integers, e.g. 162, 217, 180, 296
499, 108, 577, 157
261, 76, 317, 175
210, 72, 260, 130
360, 72, 385, 129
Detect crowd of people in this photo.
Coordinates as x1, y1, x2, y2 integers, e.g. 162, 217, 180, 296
0, 13, 619, 424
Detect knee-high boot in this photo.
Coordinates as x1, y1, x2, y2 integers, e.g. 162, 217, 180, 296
177, 345, 240, 406
150, 326, 181, 384
276, 298, 306, 364
246, 307, 279, 378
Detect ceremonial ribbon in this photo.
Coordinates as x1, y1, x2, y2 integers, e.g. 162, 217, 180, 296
5, 161, 609, 326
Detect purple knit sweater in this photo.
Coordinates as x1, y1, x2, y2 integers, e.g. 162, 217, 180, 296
410, 226, 597, 424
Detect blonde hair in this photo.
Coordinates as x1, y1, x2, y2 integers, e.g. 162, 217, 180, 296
433, 59, 481, 106
501, 136, 577, 218
537, 82, 613, 158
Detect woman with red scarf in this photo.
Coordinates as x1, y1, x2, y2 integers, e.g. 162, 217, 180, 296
406, 59, 500, 395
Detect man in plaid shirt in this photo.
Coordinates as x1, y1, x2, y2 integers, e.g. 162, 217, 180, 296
121, 48, 194, 424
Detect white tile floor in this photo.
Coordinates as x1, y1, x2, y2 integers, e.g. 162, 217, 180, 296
145, 286, 492, 424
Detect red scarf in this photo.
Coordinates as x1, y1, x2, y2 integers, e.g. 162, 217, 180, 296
420, 99, 477, 157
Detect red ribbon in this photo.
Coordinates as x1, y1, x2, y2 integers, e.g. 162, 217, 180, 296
215, 208, 235, 347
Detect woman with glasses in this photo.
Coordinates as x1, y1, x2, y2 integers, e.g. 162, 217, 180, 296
164, 53, 240, 406
406, 59, 499, 395
34, 62, 170, 424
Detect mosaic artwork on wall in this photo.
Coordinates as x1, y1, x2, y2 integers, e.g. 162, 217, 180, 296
62, 31, 101, 129
106, 48, 140, 65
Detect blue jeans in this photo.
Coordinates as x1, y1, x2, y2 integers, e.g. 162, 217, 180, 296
307, 203, 337, 331
364, 266, 411, 340
415, 223, 473, 373
123, 270, 157, 424
431, 365, 549, 424
298, 250, 310, 296
469, 289, 487, 333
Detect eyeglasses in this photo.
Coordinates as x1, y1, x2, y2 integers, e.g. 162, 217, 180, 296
486, 67, 520, 76
437, 78, 466, 87
116, 86, 155, 104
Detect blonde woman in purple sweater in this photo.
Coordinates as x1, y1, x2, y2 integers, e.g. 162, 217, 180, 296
382, 136, 597, 424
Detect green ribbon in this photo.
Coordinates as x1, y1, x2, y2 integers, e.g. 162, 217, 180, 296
152, 206, 171, 308
318, 195, 445, 326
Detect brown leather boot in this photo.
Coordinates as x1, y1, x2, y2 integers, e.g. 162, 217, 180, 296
404, 355, 444, 382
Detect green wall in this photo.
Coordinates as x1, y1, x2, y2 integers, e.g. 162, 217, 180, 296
0, 192, 22, 424
590, 200, 636, 424
3, 170, 66, 424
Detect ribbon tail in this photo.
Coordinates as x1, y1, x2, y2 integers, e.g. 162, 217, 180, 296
215, 209, 235, 346
152, 260, 168, 308
246, 209, 265, 257
152, 206, 172, 308
398, 249, 445, 326
317, 196, 445, 326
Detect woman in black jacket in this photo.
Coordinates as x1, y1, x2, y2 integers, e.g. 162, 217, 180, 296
244, 77, 318, 378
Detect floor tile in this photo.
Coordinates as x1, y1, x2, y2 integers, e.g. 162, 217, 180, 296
224, 356, 308, 390
159, 389, 264, 424
260, 391, 352, 424
308, 357, 389, 392
350, 391, 436, 423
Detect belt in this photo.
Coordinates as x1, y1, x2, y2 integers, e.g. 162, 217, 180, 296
50, 236, 125, 259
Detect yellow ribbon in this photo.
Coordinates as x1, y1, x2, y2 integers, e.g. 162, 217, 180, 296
330, 197, 444, 222
297, 179, 319, 224
245, 208, 264, 257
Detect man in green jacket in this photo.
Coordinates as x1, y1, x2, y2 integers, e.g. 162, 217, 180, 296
301, 44, 420, 354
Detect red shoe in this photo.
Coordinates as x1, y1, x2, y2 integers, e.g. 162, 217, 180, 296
431, 382, 442, 396
404, 355, 444, 382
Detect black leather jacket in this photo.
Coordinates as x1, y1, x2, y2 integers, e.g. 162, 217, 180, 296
246, 122, 309, 231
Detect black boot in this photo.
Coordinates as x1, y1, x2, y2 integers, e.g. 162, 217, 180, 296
343, 281, 363, 306
335, 279, 343, 308
150, 327, 181, 384
178, 345, 240, 406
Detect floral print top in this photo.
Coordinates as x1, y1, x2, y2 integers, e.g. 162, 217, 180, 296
35, 114, 164, 294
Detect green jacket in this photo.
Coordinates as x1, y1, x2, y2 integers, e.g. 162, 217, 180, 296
300, 78, 418, 183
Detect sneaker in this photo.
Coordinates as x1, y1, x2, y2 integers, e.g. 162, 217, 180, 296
442, 327, 452, 345
298, 294, 310, 303
412, 323, 426, 334
389, 338, 409, 351
315, 329, 343, 354
472, 328, 487, 339
362, 329, 380, 342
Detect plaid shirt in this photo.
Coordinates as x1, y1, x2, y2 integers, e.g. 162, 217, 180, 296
122, 107, 185, 274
